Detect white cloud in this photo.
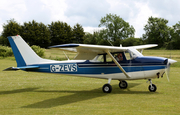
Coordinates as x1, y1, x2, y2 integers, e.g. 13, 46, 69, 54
0, 0, 180, 38
65, 0, 110, 27
0, 0, 27, 34
107, 0, 136, 20
147, 0, 180, 26
84, 26, 105, 34
127, 1, 159, 38
40, 0, 67, 23
0, 0, 27, 22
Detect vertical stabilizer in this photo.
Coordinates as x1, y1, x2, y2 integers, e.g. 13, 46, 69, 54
7, 35, 43, 66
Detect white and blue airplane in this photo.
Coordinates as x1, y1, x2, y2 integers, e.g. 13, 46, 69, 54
4, 35, 177, 93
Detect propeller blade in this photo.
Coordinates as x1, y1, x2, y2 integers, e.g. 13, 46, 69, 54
165, 58, 177, 82
165, 62, 170, 82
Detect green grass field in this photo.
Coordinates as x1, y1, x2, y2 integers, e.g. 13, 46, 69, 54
0, 50, 180, 115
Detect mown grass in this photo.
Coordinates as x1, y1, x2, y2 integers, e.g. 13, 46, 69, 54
0, 50, 180, 115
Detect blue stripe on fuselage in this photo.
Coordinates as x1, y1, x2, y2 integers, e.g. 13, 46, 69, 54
25, 63, 165, 75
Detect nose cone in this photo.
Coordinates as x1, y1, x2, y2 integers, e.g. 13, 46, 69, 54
168, 59, 177, 64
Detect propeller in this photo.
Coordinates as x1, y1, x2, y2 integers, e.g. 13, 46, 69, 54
165, 61, 170, 82
165, 59, 177, 82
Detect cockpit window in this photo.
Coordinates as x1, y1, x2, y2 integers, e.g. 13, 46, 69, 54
127, 49, 143, 59
114, 53, 123, 61
124, 51, 131, 60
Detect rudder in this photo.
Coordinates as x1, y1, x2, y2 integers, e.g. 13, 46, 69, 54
7, 35, 42, 66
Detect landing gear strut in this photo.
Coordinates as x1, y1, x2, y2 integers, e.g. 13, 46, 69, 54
102, 78, 112, 93
148, 79, 157, 92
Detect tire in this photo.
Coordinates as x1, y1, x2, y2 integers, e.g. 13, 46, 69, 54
148, 84, 157, 92
119, 80, 128, 89
102, 84, 112, 93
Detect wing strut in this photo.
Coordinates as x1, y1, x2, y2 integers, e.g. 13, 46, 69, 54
105, 50, 131, 78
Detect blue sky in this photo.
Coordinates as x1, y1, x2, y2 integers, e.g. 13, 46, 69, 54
1, 0, 180, 37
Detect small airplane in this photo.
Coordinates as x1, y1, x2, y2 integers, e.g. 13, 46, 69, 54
4, 35, 177, 93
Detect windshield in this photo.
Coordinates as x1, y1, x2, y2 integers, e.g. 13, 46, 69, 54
127, 49, 143, 59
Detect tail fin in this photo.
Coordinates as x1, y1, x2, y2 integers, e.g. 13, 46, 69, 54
7, 35, 43, 66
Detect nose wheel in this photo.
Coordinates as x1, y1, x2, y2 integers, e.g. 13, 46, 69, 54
148, 79, 157, 92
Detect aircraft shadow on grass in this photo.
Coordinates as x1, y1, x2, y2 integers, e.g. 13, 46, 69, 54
20, 83, 158, 108
0, 83, 157, 108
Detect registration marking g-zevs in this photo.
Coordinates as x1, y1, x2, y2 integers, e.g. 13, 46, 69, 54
50, 64, 77, 72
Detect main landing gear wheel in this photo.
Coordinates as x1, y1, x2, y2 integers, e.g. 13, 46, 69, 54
148, 79, 157, 92
102, 84, 112, 93
119, 80, 128, 89
148, 84, 157, 92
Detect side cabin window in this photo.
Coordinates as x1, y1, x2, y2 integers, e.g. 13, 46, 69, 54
93, 49, 143, 63
96, 55, 104, 62
113, 52, 133, 61
93, 52, 127, 63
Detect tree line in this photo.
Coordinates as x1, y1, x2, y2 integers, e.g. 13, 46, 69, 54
0, 14, 180, 49
0, 19, 85, 48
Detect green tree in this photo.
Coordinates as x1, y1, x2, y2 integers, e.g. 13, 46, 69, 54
122, 37, 144, 46
83, 31, 110, 45
143, 16, 170, 48
0, 36, 4, 45
49, 21, 73, 45
21, 20, 51, 48
72, 23, 85, 43
83, 32, 97, 45
1, 19, 22, 46
98, 13, 135, 46
170, 22, 180, 49
96, 30, 110, 45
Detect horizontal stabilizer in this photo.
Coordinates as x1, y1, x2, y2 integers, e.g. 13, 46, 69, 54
4, 66, 39, 71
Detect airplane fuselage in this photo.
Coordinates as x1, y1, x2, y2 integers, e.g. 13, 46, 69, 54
25, 56, 167, 80
6, 35, 176, 93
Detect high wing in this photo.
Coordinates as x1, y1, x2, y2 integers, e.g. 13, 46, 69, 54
49, 44, 157, 60
49, 44, 127, 60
